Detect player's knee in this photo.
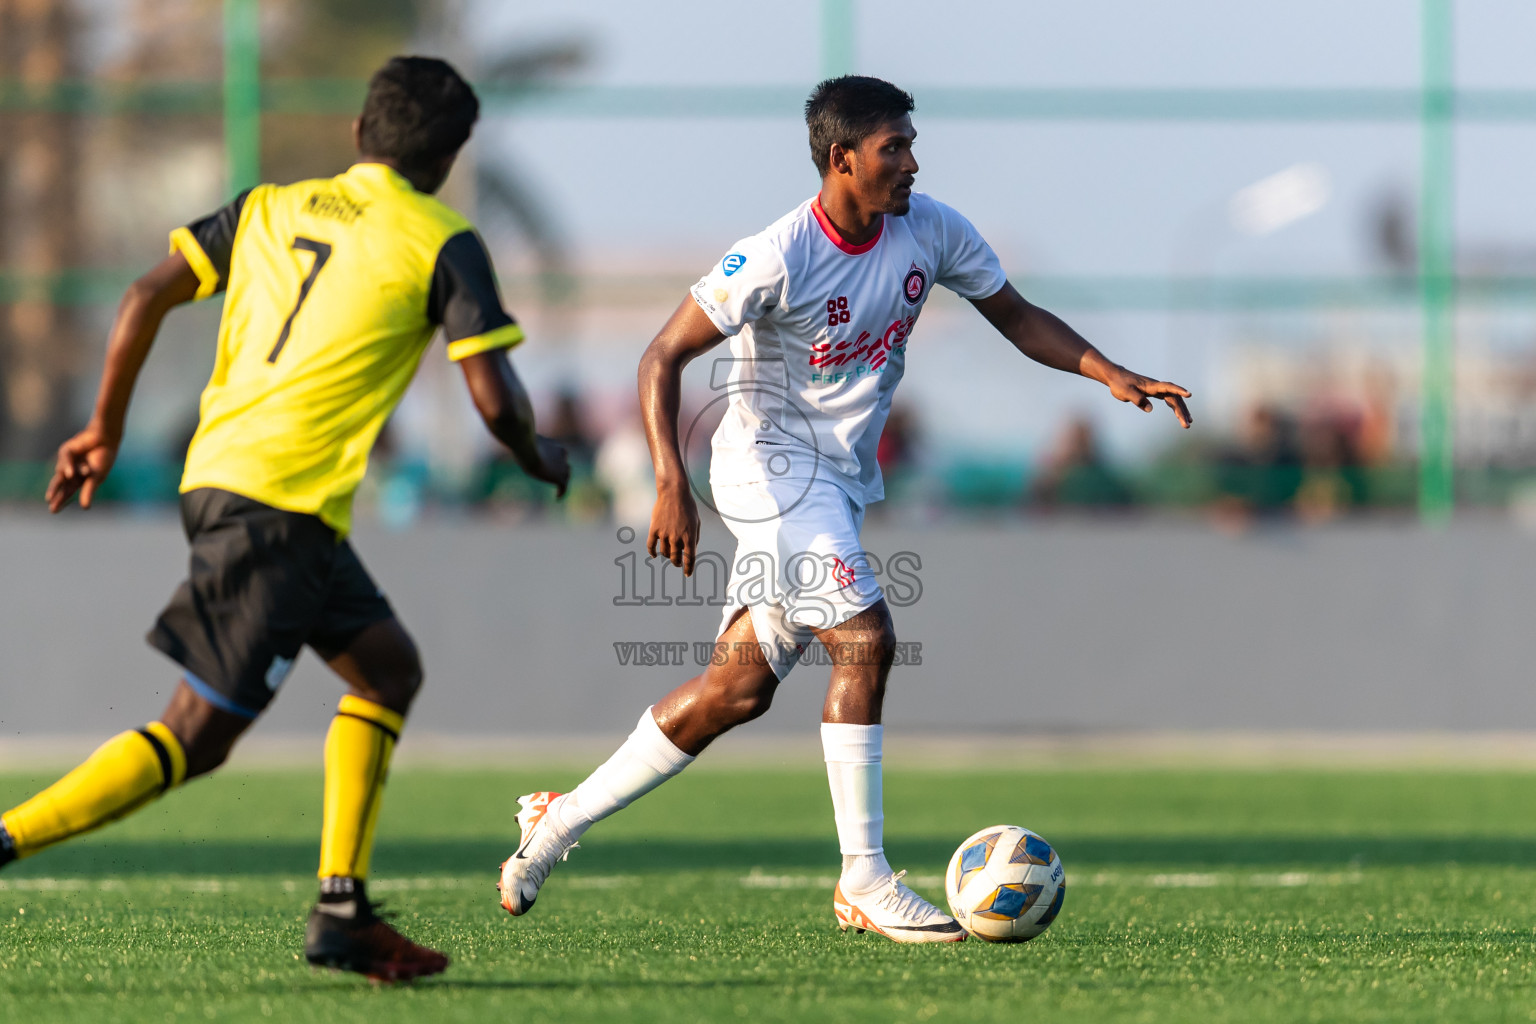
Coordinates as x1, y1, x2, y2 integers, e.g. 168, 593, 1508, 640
824, 603, 898, 667
394, 649, 425, 700
870, 626, 898, 669
160, 682, 254, 780
350, 632, 424, 713
372, 658, 423, 713
830, 623, 898, 671
722, 686, 775, 725
700, 673, 775, 727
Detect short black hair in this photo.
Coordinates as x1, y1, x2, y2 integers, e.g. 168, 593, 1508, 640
357, 56, 479, 175
804, 76, 915, 176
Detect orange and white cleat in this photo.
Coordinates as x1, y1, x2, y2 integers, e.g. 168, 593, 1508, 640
834, 870, 966, 943
497, 791, 578, 916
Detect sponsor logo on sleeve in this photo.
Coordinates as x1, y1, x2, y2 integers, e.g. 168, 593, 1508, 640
691, 282, 719, 314
722, 253, 747, 276
902, 263, 928, 305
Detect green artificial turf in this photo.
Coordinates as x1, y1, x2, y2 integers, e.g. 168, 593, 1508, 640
4, 766, 1536, 1022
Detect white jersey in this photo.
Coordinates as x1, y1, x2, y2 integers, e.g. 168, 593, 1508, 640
691, 191, 1007, 505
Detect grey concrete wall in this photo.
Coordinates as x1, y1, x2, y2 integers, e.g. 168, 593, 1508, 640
2, 512, 1534, 740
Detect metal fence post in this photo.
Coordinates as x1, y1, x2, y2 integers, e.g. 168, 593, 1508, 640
223, 0, 261, 195
820, 0, 855, 79
1419, 0, 1456, 524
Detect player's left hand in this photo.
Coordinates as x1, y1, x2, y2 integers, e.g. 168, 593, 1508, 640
46, 424, 119, 513
530, 436, 571, 500
1105, 368, 1193, 428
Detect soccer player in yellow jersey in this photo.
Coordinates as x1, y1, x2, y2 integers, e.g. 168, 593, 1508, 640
0, 57, 568, 981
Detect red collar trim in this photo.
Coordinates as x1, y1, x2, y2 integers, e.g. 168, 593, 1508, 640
812, 194, 883, 255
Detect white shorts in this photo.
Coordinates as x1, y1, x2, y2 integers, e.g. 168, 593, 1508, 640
711, 476, 885, 680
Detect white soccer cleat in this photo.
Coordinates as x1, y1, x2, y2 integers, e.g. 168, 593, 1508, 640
497, 791, 577, 916
833, 869, 966, 943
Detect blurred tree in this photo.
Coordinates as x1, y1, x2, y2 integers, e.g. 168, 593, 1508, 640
260, 0, 423, 184
0, 1, 583, 470
0, 0, 87, 461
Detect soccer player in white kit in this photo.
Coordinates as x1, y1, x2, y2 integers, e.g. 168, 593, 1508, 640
499, 76, 1192, 942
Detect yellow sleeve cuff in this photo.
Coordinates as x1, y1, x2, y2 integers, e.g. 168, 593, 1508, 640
169, 227, 221, 301
446, 323, 526, 362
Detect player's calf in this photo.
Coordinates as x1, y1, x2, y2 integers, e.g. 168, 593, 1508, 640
0, 721, 190, 864
498, 709, 698, 917
320, 618, 424, 717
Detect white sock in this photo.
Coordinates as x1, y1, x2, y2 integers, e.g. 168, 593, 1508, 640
557, 707, 695, 838
822, 722, 892, 894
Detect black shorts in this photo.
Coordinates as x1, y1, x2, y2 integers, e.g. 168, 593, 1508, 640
147, 488, 394, 718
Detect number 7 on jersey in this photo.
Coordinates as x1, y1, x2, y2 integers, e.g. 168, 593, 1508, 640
267, 236, 332, 363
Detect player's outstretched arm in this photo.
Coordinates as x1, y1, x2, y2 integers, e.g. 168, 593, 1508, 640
46, 253, 202, 513
459, 350, 571, 498
971, 282, 1193, 429
639, 297, 728, 576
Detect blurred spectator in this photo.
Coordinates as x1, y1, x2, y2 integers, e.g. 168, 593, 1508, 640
472, 385, 608, 519
546, 387, 598, 472
596, 417, 656, 531
1211, 404, 1303, 524
1355, 364, 1399, 466
877, 405, 916, 474
875, 405, 921, 508
1027, 416, 1133, 511
1295, 405, 1367, 524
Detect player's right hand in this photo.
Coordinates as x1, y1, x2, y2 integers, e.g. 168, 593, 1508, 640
532, 436, 571, 499
649, 483, 700, 576
45, 425, 119, 513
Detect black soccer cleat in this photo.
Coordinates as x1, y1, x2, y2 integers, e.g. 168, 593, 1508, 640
303, 893, 449, 983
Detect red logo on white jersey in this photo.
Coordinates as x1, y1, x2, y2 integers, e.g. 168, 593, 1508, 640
826, 296, 851, 326
809, 315, 916, 373
902, 264, 927, 305
831, 556, 857, 588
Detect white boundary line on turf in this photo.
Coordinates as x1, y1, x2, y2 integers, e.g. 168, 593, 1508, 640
0, 875, 638, 894
0, 870, 1369, 894
737, 869, 1367, 889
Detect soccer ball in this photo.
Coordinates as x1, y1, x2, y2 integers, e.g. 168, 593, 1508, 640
944, 825, 1065, 942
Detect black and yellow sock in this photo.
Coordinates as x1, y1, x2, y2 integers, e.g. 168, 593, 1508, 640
0, 723, 186, 860
318, 695, 404, 885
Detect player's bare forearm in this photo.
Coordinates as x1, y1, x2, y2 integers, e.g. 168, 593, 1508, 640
92, 254, 201, 439
639, 296, 726, 572
46, 254, 201, 512
971, 283, 1193, 428
640, 298, 725, 490
638, 345, 689, 494
458, 350, 570, 497
972, 284, 1095, 375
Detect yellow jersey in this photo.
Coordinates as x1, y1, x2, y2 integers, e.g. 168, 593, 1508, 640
171, 162, 524, 536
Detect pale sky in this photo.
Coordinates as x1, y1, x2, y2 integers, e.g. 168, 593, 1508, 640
440, 2, 1536, 464
115, 1, 1536, 469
